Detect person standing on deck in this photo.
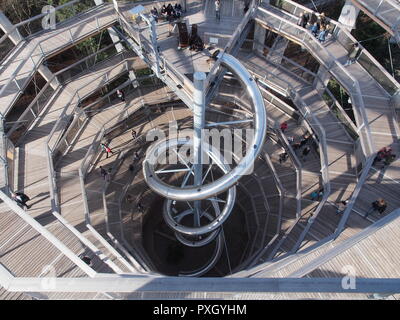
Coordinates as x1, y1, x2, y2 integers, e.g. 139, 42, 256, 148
345, 43, 361, 66
280, 121, 288, 133
11, 192, 31, 210
336, 200, 349, 215
365, 198, 387, 218
117, 89, 125, 103
318, 26, 327, 43
100, 166, 107, 180
150, 7, 159, 23
131, 130, 137, 140
215, 0, 221, 22
297, 11, 309, 29
101, 143, 114, 159
302, 146, 311, 160
311, 22, 319, 37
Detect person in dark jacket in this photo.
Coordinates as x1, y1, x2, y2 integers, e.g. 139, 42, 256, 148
12, 192, 31, 209
302, 146, 311, 160
365, 198, 387, 218
298, 11, 309, 28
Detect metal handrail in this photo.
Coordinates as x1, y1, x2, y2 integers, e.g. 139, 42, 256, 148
6, 43, 128, 141
250, 38, 358, 140
42, 57, 144, 271
275, 129, 302, 217
0, 2, 116, 117
265, 0, 400, 95
256, 5, 375, 159
245, 147, 287, 269
204, 0, 258, 92
334, 154, 375, 238
0, 189, 97, 278
0, 0, 101, 50
244, 59, 331, 258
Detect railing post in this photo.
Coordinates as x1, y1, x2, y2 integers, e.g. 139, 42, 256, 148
68, 28, 74, 42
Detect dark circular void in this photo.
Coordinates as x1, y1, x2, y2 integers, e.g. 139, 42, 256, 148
142, 195, 249, 277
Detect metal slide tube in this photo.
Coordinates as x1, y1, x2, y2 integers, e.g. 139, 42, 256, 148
143, 53, 267, 201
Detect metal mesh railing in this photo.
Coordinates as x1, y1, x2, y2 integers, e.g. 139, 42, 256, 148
266, 0, 400, 96
0, 1, 116, 117
256, 5, 375, 160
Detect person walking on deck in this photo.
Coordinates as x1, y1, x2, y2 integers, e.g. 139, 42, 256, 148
133, 151, 140, 163
101, 143, 114, 159
365, 198, 387, 218
117, 89, 125, 103
137, 202, 145, 214
302, 146, 311, 160
11, 192, 31, 210
280, 121, 288, 133
100, 166, 107, 180
80, 255, 92, 266
310, 191, 319, 201
131, 130, 137, 140
215, 0, 221, 22
336, 200, 349, 215
345, 43, 360, 66
279, 152, 288, 164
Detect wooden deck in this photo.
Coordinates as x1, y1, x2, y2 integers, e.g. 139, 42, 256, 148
0, 4, 117, 116
122, 0, 243, 75
1, 0, 400, 299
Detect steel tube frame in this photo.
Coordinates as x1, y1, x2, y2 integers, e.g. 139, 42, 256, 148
143, 53, 267, 201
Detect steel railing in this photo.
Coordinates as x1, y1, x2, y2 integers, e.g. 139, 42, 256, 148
256, 5, 375, 160
6, 42, 129, 143
0, 0, 104, 63
114, 3, 195, 106
249, 39, 359, 142
0, 1, 116, 117
265, 0, 400, 96
244, 57, 331, 258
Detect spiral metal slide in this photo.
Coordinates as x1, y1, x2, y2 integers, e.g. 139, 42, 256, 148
143, 52, 267, 256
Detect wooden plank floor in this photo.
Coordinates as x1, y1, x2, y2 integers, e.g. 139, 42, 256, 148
236, 50, 358, 256
123, 0, 243, 75
0, 4, 117, 115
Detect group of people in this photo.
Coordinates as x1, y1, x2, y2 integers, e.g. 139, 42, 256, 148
336, 198, 388, 218
279, 122, 313, 162
289, 132, 313, 161
373, 146, 396, 167
151, 3, 183, 23
298, 11, 330, 43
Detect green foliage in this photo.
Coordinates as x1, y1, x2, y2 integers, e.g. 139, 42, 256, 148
327, 79, 349, 105
352, 12, 400, 81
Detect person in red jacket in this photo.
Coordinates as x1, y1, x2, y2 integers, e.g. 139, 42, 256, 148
101, 143, 114, 159
280, 121, 288, 133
